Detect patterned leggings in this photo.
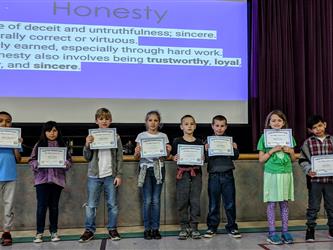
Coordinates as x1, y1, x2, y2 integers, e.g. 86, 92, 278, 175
267, 201, 289, 235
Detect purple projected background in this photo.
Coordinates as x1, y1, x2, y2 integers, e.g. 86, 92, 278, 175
0, 0, 248, 101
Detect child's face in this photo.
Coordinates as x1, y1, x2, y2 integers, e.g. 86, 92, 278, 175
146, 114, 160, 132
212, 119, 227, 136
309, 121, 326, 138
0, 114, 12, 128
45, 127, 58, 141
96, 115, 112, 128
269, 114, 285, 129
180, 117, 196, 135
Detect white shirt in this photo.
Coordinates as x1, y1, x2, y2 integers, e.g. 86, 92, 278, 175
98, 149, 112, 178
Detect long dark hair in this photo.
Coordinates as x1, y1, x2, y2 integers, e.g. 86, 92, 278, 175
34, 121, 70, 160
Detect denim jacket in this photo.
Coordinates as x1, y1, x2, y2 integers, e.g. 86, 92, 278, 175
83, 135, 123, 178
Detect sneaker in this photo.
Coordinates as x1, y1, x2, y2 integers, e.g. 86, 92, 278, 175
78, 230, 94, 243
266, 234, 283, 245
51, 232, 60, 242
152, 229, 162, 240
109, 229, 121, 241
144, 230, 152, 240
228, 229, 242, 238
33, 233, 43, 243
1, 232, 12, 246
305, 227, 315, 242
191, 230, 201, 239
178, 230, 190, 240
281, 232, 293, 244
204, 229, 216, 238
328, 229, 333, 239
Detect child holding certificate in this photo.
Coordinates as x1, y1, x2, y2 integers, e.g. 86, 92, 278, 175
134, 110, 171, 240
203, 115, 241, 239
257, 110, 296, 245
0, 111, 22, 246
79, 108, 123, 243
29, 121, 72, 243
171, 115, 204, 240
299, 115, 333, 241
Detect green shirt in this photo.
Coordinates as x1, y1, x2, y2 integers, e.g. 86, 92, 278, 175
257, 134, 296, 174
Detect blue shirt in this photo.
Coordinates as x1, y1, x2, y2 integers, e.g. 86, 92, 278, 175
0, 148, 17, 181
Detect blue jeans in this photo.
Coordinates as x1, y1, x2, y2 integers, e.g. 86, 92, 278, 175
141, 168, 164, 230
206, 171, 238, 232
85, 176, 118, 232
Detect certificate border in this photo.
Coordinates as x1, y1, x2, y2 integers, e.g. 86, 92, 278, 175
140, 137, 167, 158
311, 154, 333, 177
0, 127, 21, 149
264, 128, 293, 148
207, 136, 234, 156
177, 144, 204, 166
89, 128, 118, 149
37, 147, 67, 168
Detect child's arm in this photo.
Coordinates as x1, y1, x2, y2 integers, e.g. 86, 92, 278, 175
28, 144, 39, 171
114, 135, 123, 187
283, 146, 297, 162
258, 146, 282, 163
14, 149, 21, 163
83, 135, 94, 161
298, 141, 315, 176
232, 142, 240, 160
133, 143, 141, 160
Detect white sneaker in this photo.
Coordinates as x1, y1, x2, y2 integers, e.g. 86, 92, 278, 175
51, 232, 60, 242
33, 233, 43, 243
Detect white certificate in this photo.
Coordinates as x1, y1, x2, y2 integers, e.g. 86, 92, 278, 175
177, 144, 204, 166
140, 137, 167, 158
208, 136, 234, 156
38, 147, 67, 168
264, 129, 293, 148
89, 128, 117, 149
0, 127, 21, 148
311, 155, 333, 177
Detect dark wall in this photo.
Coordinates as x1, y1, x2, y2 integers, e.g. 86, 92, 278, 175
14, 123, 253, 157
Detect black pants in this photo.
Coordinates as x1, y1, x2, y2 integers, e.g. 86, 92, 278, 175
306, 182, 333, 229
35, 183, 63, 234
176, 172, 202, 230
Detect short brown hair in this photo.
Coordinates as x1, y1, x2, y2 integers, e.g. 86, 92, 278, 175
181, 115, 196, 124
95, 108, 112, 120
212, 115, 227, 125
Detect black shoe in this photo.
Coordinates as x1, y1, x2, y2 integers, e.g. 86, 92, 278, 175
305, 227, 315, 242
79, 230, 94, 243
144, 230, 152, 240
109, 229, 121, 241
152, 229, 162, 240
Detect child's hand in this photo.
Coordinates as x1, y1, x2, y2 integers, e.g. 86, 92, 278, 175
271, 145, 282, 153
205, 143, 209, 151
18, 137, 23, 143
166, 144, 172, 154
114, 177, 122, 187
282, 146, 294, 154
134, 145, 141, 158
173, 154, 179, 161
308, 170, 316, 177
85, 135, 94, 147
233, 142, 238, 149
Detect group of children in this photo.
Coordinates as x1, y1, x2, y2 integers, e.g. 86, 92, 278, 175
0, 108, 332, 246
